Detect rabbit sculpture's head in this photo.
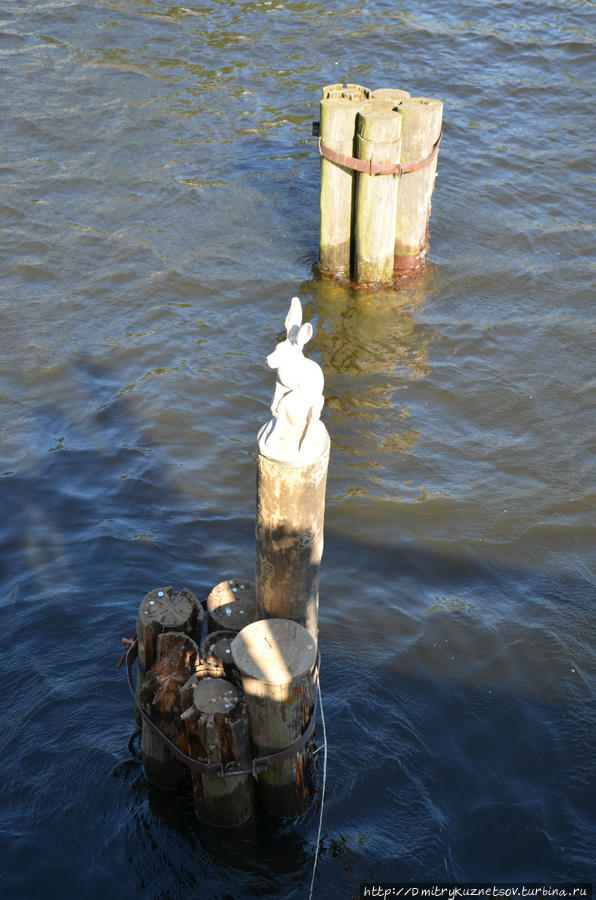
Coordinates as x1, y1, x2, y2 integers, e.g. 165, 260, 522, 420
266, 296, 313, 385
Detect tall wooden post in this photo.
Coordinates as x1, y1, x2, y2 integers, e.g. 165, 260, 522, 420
231, 618, 317, 818
256, 297, 329, 641
319, 96, 365, 279
256, 444, 329, 640
205, 578, 256, 633
393, 97, 443, 273
354, 102, 402, 285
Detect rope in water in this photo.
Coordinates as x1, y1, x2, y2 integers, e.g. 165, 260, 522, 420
308, 674, 327, 900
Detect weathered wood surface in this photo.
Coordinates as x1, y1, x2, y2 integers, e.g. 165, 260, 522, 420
232, 619, 317, 818
201, 630, 238, 680
322, 83, 370, 101
182, 677, 255, 826
393, 97, 443, 271
256, 440, 329, 640
135, 586, 203, 721
206, 578, 256, 633
354, 102, 402, 285
370, 88, 410, 103
140, 631, 199, 790
319, 96, 365, 278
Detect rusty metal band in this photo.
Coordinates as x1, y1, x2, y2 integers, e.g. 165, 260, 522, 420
394, 247, 428, 271
122, 637, 319, 781
318, 131, 442, 177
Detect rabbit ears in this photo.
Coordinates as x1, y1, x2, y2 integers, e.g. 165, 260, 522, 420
284, 296, 313, 348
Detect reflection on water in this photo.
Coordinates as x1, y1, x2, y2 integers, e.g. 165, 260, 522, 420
304, 275, 436, 504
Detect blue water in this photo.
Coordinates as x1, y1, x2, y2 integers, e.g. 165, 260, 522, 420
0, 1, 594, 897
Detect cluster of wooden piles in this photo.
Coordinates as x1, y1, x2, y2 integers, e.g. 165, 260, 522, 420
318, 82, 443, 286
135, 580, 318, 825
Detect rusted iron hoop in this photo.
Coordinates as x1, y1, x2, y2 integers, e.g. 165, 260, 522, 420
120, 636, 320, 780
318, 131, 442, 177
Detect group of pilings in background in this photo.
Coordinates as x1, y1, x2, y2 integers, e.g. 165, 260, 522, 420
126, 417, 330, 827
318, 83, 443, 286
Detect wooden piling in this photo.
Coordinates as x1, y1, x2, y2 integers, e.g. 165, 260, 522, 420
256, 437, 330, 641
140, 631, 199, 790
354, 102, 402, 285
393, 97, 443, 273
319, 96, 366, 279
206, 578, 256, 634
135, 586, 203, 722
231, 619, 317, 818
182, 678, 255, 826
201, 630, 238, 680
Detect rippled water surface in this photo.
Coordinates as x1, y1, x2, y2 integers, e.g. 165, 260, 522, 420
1, 1, 594, 897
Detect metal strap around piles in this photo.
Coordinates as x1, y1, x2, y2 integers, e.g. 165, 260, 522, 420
318, 131, 442, 177
120, 636, 319, 781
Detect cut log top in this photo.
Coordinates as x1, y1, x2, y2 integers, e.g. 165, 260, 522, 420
206, 578, 256, 632
140, 631, 199, 725
231, 618, 317, 685
202, 630, 237, 659
192, 678, 240, 716
371, 88, 410, 102
138, 586, 201, 630
394, 97, 443, 161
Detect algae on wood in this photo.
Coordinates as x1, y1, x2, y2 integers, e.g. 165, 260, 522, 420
256, 442, 330, 641
319, 97, 365, 278
232, 619, 317, 818
354, 102, 402, 285
394, 97, 443, 271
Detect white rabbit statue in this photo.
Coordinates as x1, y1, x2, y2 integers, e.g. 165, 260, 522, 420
258, 297, 328, 462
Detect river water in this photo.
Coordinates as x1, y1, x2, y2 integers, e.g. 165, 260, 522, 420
1, 1, 594, 897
